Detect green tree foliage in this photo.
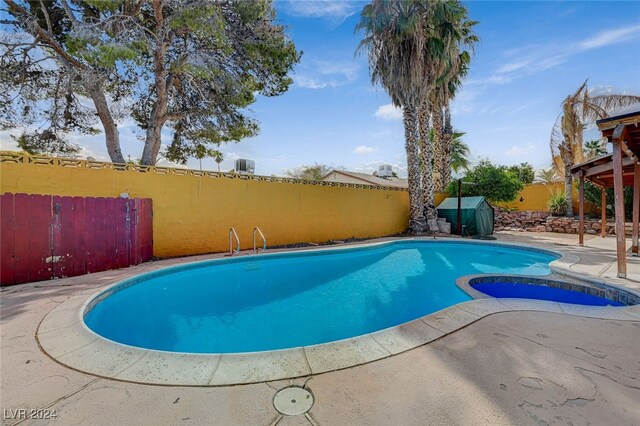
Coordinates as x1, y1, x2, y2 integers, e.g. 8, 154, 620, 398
425, 2, 477, 192
213, 151, 224, 172
584, 139, 606, 159
536, 167, 560, 184
12, 132, 80, 156
507, 162, 535, 184
1, 0, 140, 162
135, 0, 301, 165
2, 1, 300, 166
356, 0, 433, 233
584, 182, 633, 218
446, 160, 524, 203
285, 164, 333, 181
547, 190, 567, 215
450, 131, 470, 174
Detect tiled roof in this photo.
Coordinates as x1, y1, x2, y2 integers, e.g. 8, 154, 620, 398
323, 170, 408, 188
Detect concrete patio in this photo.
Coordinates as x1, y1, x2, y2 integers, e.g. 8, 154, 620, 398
1, 232, 639, 426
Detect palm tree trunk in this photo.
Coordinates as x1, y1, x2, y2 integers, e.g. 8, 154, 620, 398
419, 101, 438, 231
432, 106, 444, 192
442, 103, 453, 187
564, 167, 574, 217
403, 105, 427, 234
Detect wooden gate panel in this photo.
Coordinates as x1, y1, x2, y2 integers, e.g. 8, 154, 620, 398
113, 198, 130, 269
132, 198, 153, 264
27, 195, 52, 283
12, 194, 31, 284
1, 193, 153, 285
1, 194, 15, 285
84, 197, 98, 274
93, 197, 107, 273
52, 196, 86, 278
103, 198, 117, 271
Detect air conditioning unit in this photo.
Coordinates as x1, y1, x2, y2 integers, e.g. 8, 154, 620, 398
234, 159, 255, 174
378, 164, 393, 178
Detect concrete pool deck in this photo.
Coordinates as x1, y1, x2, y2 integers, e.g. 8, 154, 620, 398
1, 232, 640, 425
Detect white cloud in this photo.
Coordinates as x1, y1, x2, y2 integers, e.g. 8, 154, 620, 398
505, 142, 535, 157
284, 1, 362, 21
476, 23, 640, 88
374, 104, 402, 120
314, 60, 359, 80
295, 60, 360, 90
295, 76, 330, 89
579, 24, 640, 49
353, 145, 378, 154
495, 61, 530, 74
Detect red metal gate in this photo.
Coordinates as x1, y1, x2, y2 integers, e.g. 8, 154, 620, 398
0, 193, 153, 286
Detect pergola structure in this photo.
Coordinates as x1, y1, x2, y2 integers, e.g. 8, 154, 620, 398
571, 110, 640, 278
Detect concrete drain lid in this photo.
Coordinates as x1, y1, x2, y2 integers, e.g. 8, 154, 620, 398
273, 386, 314, 416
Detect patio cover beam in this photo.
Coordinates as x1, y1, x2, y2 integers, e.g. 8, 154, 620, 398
601, 188, 606, 238
612, 124, 629, 278
578, 171, 585, 246
633, 162, 640, 255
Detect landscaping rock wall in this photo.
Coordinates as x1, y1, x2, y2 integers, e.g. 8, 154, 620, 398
494, 208, 616, 235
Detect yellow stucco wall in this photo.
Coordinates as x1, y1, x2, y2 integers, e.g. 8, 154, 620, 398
434, 192, 448, 206
0, 155, 409, 258
495, 182, 566, 210
436, 182, 596, 213
435, 183, 567, 211
494, 182, 595, 213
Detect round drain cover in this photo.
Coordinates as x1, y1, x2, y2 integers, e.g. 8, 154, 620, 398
273, 386, 314, 416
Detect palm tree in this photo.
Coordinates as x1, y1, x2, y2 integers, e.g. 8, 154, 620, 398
441, 49, 474, 186
550, 80, 640, 216
357, 0, 431, 233
584, 139, 607, 159
536, 167, 560, 184
450, 131, 470, 174
194, 145, 223, 171
418, 1, 477, 227
213, 151, 224, 173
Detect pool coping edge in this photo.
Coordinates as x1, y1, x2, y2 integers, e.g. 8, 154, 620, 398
36, 238, 640, 387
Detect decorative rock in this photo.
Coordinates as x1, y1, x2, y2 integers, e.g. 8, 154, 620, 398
493, 207, 624, 236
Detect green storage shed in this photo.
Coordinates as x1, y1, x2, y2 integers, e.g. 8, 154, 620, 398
437, 196, 494, 236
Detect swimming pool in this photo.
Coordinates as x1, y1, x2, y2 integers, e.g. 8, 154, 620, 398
84, 241, 558, 353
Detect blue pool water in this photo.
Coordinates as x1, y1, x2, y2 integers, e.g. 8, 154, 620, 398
84, 241, 557, 353
472, 282, 623, 306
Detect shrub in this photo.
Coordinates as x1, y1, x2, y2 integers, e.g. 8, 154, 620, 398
445, 160, 525, 203
508, 162, 535, 184
547, 190, 567, 215
584, 181, 633, 218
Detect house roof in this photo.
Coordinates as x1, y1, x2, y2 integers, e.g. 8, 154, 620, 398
322, 170, 408, 188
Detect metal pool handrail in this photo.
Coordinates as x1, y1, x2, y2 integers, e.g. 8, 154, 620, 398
229, 227, 240, 255
253, 227, 266, 253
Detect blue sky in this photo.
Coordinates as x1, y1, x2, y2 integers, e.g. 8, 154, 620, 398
2, 1, 639, 176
